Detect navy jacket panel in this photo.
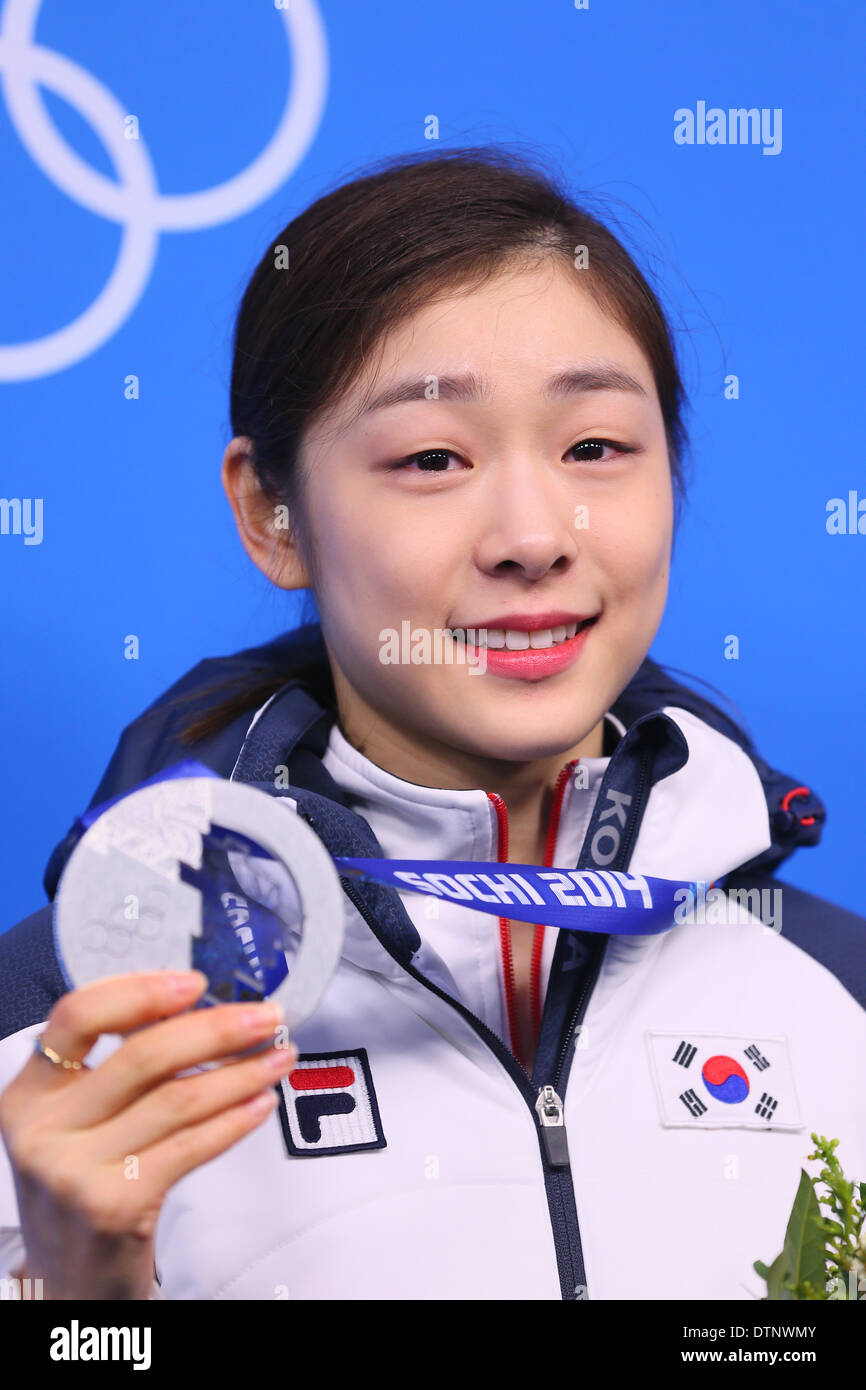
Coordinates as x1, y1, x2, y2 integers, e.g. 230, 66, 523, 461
0, 907, 65, 1039
723, 869, 866, 1012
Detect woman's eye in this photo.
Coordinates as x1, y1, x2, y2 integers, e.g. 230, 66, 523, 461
568, 438, 632, 463
388, 440, 634, 472
389, 449, 464, 473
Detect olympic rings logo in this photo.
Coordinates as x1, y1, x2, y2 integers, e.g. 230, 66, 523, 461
0, 0, 328, 380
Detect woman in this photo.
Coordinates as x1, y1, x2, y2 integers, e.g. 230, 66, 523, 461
1, 148, 863, 1302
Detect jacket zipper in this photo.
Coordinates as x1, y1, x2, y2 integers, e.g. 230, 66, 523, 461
534, 930, 608, 1298
328, 756, 604, 1301
486, 758, 578, 1069
495, 741, 657, 1295
337, 873, 601, 1298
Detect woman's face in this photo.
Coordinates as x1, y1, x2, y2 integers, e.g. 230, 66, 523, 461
284, 259, 673, 775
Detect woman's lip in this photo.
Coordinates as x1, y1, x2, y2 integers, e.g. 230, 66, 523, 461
462, 620, 597, 680
454, 611, 595, 632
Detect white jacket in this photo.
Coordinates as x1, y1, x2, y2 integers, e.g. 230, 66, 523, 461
1, 687, 863, 1301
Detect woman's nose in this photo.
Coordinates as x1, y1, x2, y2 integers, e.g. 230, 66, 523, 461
473, 471, 580, 579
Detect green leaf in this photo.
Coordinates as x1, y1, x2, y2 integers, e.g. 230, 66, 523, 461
754, 1250, 789, 1301
780, 1169, 827, 1296
817, 1218, 843, 1237
858, 1182, 866, 1211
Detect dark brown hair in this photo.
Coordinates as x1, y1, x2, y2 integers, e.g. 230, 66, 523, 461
181, 145, 691, 745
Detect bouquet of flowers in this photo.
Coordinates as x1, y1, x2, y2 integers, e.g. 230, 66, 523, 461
754, 1134, 865, 1299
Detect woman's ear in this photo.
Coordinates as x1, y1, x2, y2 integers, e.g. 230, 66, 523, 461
221, 436, 311, 590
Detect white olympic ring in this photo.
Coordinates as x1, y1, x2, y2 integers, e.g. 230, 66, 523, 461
0, 0, 328, 380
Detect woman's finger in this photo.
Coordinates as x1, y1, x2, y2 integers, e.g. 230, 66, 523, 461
62, 998, 286, 1130
130, 1087, 283, 1194
91, 1041, 298, 1156
12, 971, 209, 1099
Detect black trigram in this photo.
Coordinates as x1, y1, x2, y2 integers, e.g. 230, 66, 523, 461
679, 1088, 707, 1117
745, 1043, 770, 1072
755, 1092, 778, 1119
673, 1040, 697, 1068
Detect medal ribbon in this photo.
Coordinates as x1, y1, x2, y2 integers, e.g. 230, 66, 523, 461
75, 757, 704, 940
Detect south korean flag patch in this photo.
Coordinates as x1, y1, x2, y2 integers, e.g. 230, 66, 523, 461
277, 1048, 387, 1157
646, 1032, 804, 1131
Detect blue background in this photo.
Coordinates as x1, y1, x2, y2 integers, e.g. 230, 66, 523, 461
1, 0, 863, 927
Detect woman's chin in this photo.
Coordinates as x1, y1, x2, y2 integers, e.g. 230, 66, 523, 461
432, 710, 607, 767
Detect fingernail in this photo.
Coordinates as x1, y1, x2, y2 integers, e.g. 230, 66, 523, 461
246, 1090, 278, 1115
242, 1004, 284, 1033
166, 971, 207, 995
264, 1044, 297, 1071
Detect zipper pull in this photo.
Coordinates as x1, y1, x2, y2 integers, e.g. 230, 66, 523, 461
535, 1085, 570, 1166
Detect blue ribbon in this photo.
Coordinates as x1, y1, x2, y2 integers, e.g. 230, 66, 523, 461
73, 758, 700, 946
331, 856, 694, 936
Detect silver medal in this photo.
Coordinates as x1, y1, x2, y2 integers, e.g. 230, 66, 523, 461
53, 777, 345, 1032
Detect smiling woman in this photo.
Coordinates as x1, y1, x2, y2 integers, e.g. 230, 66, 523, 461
205, 149, 686, 794
0, 146, 864, 1305
222, 251, 674, 799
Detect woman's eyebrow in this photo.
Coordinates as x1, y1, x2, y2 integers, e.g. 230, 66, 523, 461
352, 361, 648, 424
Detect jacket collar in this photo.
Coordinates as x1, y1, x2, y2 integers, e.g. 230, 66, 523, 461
41, 637, 820, 910
319, 716, 619, 867
220, 629, 823, 872
228, 686, 773, 980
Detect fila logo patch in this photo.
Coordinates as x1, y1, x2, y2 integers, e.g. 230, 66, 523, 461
646, 1032, 804, 1131
277, 1048, 386, 1157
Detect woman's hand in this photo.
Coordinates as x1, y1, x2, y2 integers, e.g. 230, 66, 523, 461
0, 970, 296, 1300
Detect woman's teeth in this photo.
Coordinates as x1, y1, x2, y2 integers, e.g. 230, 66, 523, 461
450, 622, 580, 650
